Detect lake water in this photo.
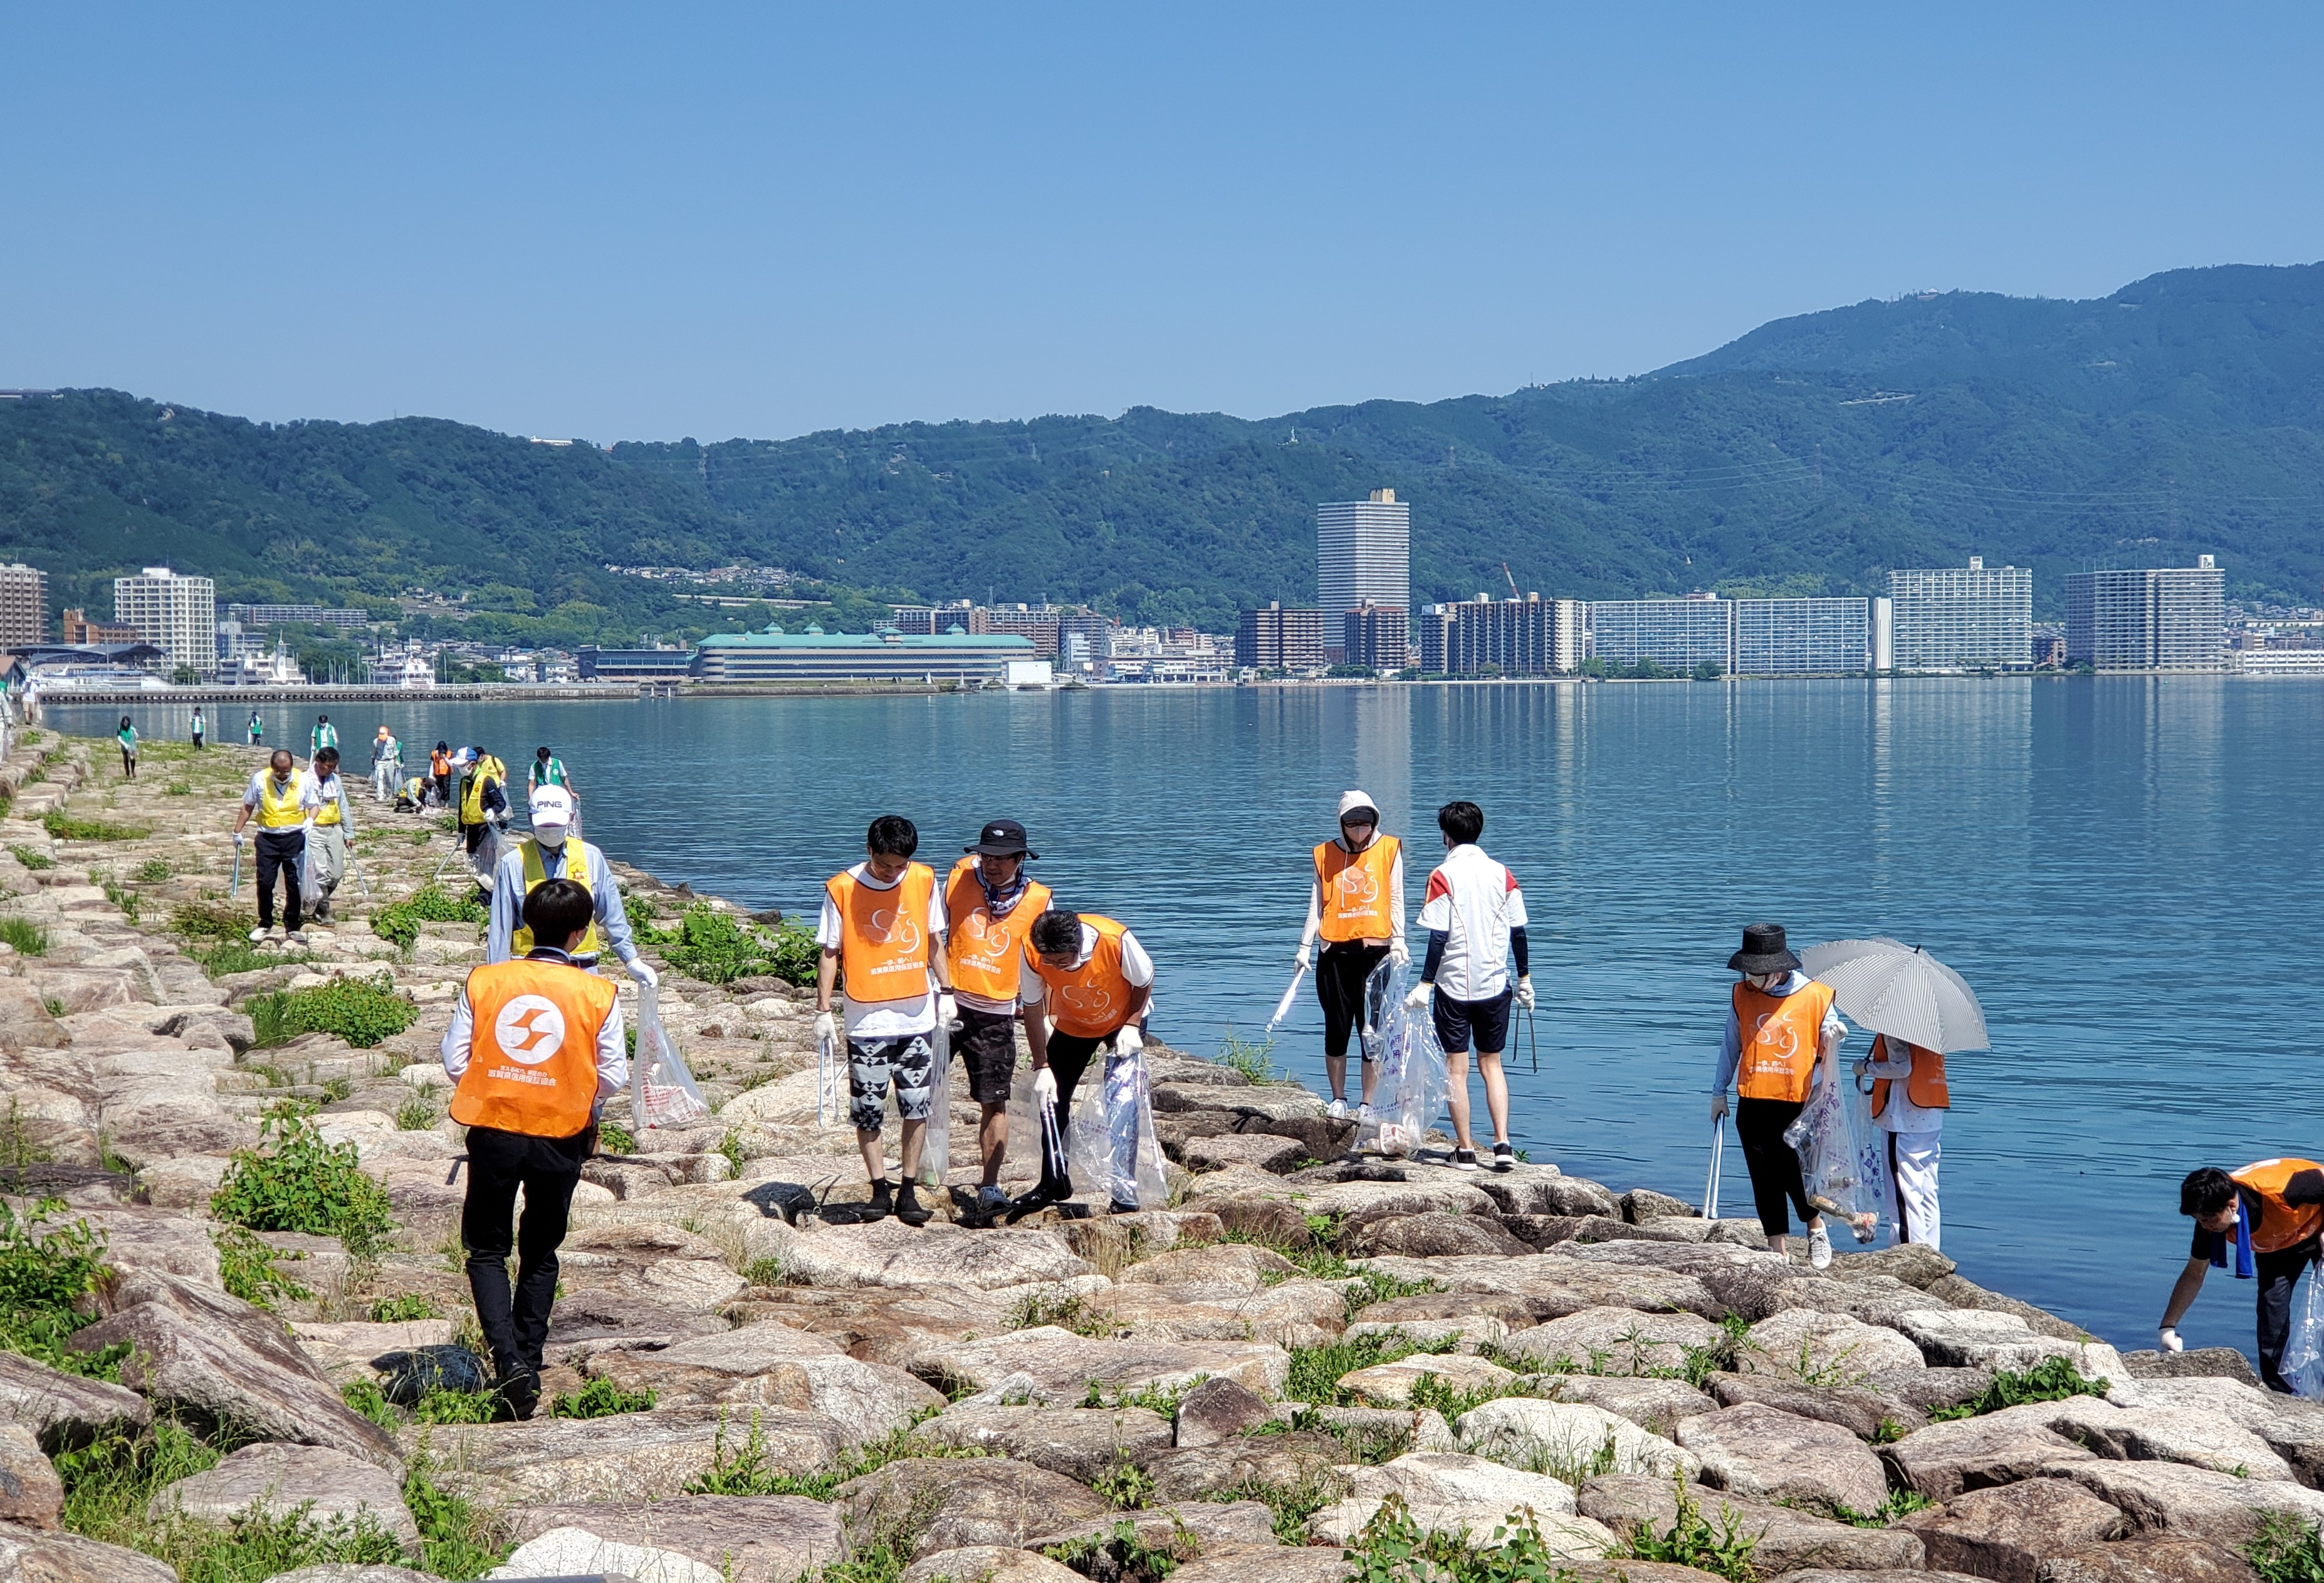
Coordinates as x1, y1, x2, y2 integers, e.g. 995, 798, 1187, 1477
53, 678, 2324, 1355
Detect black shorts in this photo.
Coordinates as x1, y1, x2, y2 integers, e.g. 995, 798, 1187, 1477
1432, 986, 1513, 1056
953, 1006, 1020, 1104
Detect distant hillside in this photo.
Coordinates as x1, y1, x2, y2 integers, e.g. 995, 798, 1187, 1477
3, 261, 2320, 635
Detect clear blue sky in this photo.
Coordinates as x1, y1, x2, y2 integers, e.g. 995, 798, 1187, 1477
6, 4, 2320, 442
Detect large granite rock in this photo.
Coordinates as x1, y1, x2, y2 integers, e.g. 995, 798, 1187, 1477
1578, 1471, 1925, 1576
0, 1428, 61, 1530
1676, 1404, 1888, 1516
2117, 1347, 2263, 1387
1898, 1478, 2125, 1582
1338, 1353, 1518, 1408
488, 1524, 725, 1581
0, 1520, 179, 1582
411, 1404, 844, 1505
1144, 1433, 1351, 1503
832, 1456, 1111, 1559
66, 1270, 398, 1469
777, 1221, 1094, 1290
500, 1494, 844, 1583
1885, 1412, 2096, 1499
2033, 1534, 2268, 1581
1345, 1213, 1532, 1260
931, 1327, 1289, 1402
1116, 1244, 1298, 1295
910, 1403, 1175, 1481
1534, 1376, 1719, 1436
148, 1441, 419, 1553
1175, 1376, 1274, 1448
1501, 1306, 1722, 1376
2041, 1460, 2324, 1544
586, 1322, 944, 1445
2022, 1396, 2296, 1481
1453, 1399, 1700, 1480
0, 1349, 150, 1452
1742, 1308, 1926, 1382
902, 1546, 1089, 1583
1355, 1253, 1724, 1322
1308, 1450, 1582, 1544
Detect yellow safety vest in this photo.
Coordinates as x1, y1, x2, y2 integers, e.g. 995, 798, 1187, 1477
313, 776, 343, 827
253, 771, 308, 830
460, 755, 506, 824
511, 839, 607, 957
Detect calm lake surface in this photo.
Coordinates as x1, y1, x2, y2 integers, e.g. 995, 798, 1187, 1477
55, 678, 2324, 1354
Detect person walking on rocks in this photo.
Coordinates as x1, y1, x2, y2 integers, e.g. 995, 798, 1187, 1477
1403, 800, 1529, 1172
311, 713, 338, 763
233, 747, 320, 944
1295, 790, 1407, 1122
529, 745, 580, 836
944, 818, 1050, 1219
305, 746, 355, 926
485, 785, 654, 990
115, 716, 138, 780
370, 725, 400, 802
457, 746, 511, 885
815, 815, 948, 1228
1860, 1033, 1947, 1251
2163, 1160, 2324, 1391
441, 877, 627, 1419
1710, 922, 1846, 1267
189, 705, 204, 750
1020, 907, 1156, 1215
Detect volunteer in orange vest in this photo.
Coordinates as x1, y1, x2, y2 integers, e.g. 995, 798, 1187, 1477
1020, 907, 1156, 1215
945, 818, 1050, 1220
815, 815, 950, 1228
2165, 1161, 2324, 1392
1857, 1033, 1948, 1250
439, 878, 626, 1420
1709, 921, 1848, 1267
1295, 790, 1408, 1123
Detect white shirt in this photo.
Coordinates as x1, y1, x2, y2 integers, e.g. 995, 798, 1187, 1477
1416, 844, 1528, 1001
242, 769, 323, 820
1863, 1038, 1944, 1135
1017, 922, 1156, 1008
439, 951, 629, 1110
817, 862, 946, 1040
1298, 835, 1408, 951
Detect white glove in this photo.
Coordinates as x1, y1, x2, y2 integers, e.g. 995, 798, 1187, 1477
1114, 1025, 1144, 1057
1031, 1067, 1058, 1109
1515, 974, 1535, 1012
1404, 981, 1432, 1010
625, 958, 658, 988
938, 991, 958, 1027
234, 830, 245, 845
1852, 1057, 1870, 1079
812, 1010, 838, 1047
1389, 938, 1410, 968
1710, 1093, 1729, 1121
1293, 944, 1311, 973
2159, 1325, 2184, 1354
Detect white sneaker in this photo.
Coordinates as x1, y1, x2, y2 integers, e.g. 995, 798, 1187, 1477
1808, 1224, 1834, 1270
1355, 1102, 1374, 1124
247, 926, 268, 944
1326, 1098, 1348, 1121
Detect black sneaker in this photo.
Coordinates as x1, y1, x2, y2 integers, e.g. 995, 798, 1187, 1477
1107, 1199, 1139, 1216
863, 1179, 894, 1221
896, 1183, 931, 1227
495, 1367, 540, 1422
1451, 1148, 1480, 1172
1492, 1143, 1516, 1173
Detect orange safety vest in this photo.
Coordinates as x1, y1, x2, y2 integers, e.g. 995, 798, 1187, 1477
943, 859, 1051, 1004
1732, 979, 1835, 1104
449, 958, 617, 1138
2232, 1159, 2324, 1255
1032, 914, 1139, 1038
1313, 835, 1400, 943
1869, 1034, 1950, 1118
828, 863, 937, 1006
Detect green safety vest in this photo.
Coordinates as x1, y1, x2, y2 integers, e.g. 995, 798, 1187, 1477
513, 838, 606, 957
531, 756, 570, 789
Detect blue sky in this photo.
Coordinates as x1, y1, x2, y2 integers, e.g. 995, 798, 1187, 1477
5, 4, 2320, 441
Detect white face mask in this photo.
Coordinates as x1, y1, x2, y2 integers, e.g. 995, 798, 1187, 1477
534, 825, 568, 849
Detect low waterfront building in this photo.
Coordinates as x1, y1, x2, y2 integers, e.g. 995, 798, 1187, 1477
2066, 557, 2227, 672
576, 645, 697, 682
2239, 649, 2324, 675
693, 627, 1035, 683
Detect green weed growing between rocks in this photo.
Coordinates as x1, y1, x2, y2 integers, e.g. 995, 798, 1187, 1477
248, 973, 416, 1049
1043, 1515, 1200, 1583
211, 1112, 395, 1258
2247, 1512, 2324, 1583
685, 1408, 976, 1502
0, 1196, 125, 1377
370, 884, 487, 951
1926, 1355, 2108, 1421
1343, 1492, 1586, 1583
0, 916, 48, 954
8, 843, 54, 870
44, 808, 152, 841
548, 1377, 657, 1418
1286, 1329, 1459, 1407
631, 902, 815, 986
210, 1225, 313, 1311
1613, 1473, 1760, 1582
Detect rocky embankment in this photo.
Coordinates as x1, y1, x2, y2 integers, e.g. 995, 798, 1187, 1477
0, 733, 2308, 1582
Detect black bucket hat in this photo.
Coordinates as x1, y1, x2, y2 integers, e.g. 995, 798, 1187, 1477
965, 818, 1039, 860
1728, 921, 1803, 976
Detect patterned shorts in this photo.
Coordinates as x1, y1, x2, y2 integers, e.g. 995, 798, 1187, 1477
847, 1035, 934, 1132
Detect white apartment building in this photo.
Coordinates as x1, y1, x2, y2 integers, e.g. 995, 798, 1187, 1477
0, 563, 48, 647
1317, 489, 1410, 619
1887, 556, 2034, 671
113, 567, 217, 674
2066, 557, 2226, 672
1587, 593, 1872, 676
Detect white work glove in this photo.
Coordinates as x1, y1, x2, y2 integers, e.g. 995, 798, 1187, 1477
1852, 1057, 1870, 1079
812, 1010, 838, 1047
1031, 1067, 1058, 1109
1404, 981, 1432, 1010
1515, 974, 1535, 1012
1293, 944, 1311, 973
625, 958, 658, 988
1114, 1025, 1144, 1057
1388, 938, 1410, 968
2159, 1325, 2184, 1354
938, 991, 958, 1028
233, 830, 246, 845
1710, 1093, 1729, 1121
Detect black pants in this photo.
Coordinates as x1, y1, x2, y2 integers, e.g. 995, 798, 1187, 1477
463, 821, 488, 854
435, 772, 451, 805
1318, 941, 1390, 1062
1736, 1095, 1813, 1236
253, 829, 305, 933
461, 1124, 590, 1379
192, 732, 203, 749
2257, 1239, 2321, 1392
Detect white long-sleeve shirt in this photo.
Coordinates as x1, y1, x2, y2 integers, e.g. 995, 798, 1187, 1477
1863, 1039, 1944, 1135
440, 949, 629, 1109
1298, 837, 1408, 951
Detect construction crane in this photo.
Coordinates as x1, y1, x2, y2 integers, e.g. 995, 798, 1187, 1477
1502, 562, 1519, 596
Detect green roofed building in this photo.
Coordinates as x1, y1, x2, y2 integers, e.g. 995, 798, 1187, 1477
693, 625, 1040, 683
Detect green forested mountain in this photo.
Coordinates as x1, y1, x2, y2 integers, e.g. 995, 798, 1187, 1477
4, 261, 2320, 636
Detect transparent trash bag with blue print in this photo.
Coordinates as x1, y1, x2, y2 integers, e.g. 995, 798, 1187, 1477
916, 1015, 952, 1191
2281, 1264, 2324, 1399
1367, 959, 1446, 1158
298, 841, 323, 917
1782, 1064, 1890, 1244
629, 981, 711, 1133
1065, 1040, 1166, 1209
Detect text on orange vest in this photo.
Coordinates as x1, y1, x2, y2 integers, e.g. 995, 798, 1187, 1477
1032, 914, 1138, 1038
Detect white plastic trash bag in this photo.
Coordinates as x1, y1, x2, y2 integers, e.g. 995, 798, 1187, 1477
2285, 1263, 2324, 1399
1782, 1065, 1891, 1244
298, 831, 323, 916
629, 982, 711, 1132
1368, 959, 1447, 1157
916, 1016, 951, 1191
1065, 1042, 1166, 1209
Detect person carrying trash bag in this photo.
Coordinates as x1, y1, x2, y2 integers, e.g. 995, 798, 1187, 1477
2163, 1161, 2324, 1392
457, 746, 511, 885
1859, 1033, 1947, 1250
814, 815, 949, 1228
370, 725, 401, 802
1710, 921, 1849, 1267
439, 877, 627, 1421
1295, 790, 1408, 1123
1403, 800, 1529, 1172
1018, 907, 1156, 1215
233, 748, 321, 944
944, 818, 1051, 1221
484, 786, 655, 993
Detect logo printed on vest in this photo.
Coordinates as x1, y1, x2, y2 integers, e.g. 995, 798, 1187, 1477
1749, 1011, 1799, 1063
1336, 866, 1379, 904
1059, 982, 1114, 1018
867, 907, 921, 952
495, 995, 568, 1065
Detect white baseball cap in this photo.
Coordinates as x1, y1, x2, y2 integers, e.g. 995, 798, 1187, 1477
529, 786, 575, 827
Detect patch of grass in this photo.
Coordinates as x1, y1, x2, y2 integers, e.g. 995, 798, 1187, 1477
249, 973, 417, 1050
1615, 1473, 1761, 1582
43, 995, 65, 1017
1082, 1377, 1208, 1419
44, 808, 152, 841
342, 1378, 400, 1431
1213, 1027, 1282, 1084
1090, 1456, 1158, 1510
1344, 1269, 1443, 1321
1828, 1487, 1935, 1527
0, 1196, 127, 1377
1344, 1492, 1589, 1583
742, 1255, 787, 1287
1219, 1225, 1352, 1283
1873, 1414, 1908, 1445
1405, 1369, 1532, 1421
394, 1092, 437, 1131
637, 902, 816, 986
133, 857, 175, 884
2246, 1512, 2324, 1583
172, 899, 253, 939
597, 1121, 636, 1154
684, 1407, 978, 1501
717, 1127, 746, 1177
370, 883, 486, 951
548, 1377, 657, 1418
95, 867, 142, 923
403, 1451, 513, 1579
164, 780, 192, 796
8, 843, 54, 870
1044, 1515, 1199, 1583
369, 1292, 441, 1322
1286, 1329, 1459, 1408
211, 1112, 395, 1258
212, 1225, 313, 1312
414, 1387, 500, 1424
1927, 1356, 2110, 1421
0, 915, 48, 955
1010, 1290, 1123, 1338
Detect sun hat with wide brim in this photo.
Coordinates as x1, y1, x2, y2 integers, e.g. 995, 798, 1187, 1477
964, 817, 1039, 859
1727, 921, 1803, 976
